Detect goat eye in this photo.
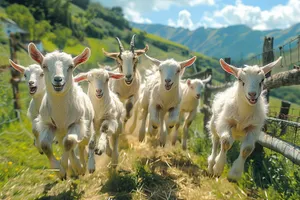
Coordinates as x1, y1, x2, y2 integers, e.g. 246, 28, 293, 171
69, 64, 74, 69
40, 73, 44, 77
238, 78, 245, 86
24, 74, 27, 78
42, 64, 47, 69
176, 69, 180, 74
106, 78, 109, 82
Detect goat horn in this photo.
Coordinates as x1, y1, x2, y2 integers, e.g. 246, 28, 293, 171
130, 34, 136, 54
115, 37, 124, 55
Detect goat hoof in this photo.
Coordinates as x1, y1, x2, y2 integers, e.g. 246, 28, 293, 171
169, 125, 174, 129
160, 142, 165, 147
171, 141, 176, 146
39, 151, 44, 155
89, 169, 95, 174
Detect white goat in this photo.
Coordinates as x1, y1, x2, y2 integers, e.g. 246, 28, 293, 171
138, 55, 196, 146
28, 43, 94, 179
9, 60, 45, 153
74, 68, 125, 172
102, 35, 148, 130
207, 57, 282, 180
172, 76, 211, 150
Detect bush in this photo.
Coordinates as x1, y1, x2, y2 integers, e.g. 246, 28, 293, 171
52, 24, 72, 49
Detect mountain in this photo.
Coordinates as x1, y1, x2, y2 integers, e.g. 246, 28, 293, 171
131, 22, 300, 60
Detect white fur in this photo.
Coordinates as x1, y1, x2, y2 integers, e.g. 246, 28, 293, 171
75, 68, 125, 172
172, 77, 210, 150
207, 57, 281, 180
138, 55, 196, 146
29, 44, 94, 179
104, 41, 148, 131
9, 60, 46, 153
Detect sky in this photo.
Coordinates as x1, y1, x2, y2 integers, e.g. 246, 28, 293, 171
93, 0, 300, 31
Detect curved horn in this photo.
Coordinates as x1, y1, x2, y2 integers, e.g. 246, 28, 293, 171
115, 37, 124, 55
130, 34, 136, 54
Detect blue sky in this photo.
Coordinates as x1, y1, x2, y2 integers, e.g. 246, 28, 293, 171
94, 0, 300, 31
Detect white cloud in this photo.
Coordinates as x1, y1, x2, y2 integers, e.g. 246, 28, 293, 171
93, 0, 214, 24
123, 2, 152, 23
168, 10, 199, 30
202, 0, 300, 30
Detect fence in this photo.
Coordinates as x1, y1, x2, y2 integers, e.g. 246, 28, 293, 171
184, 36, 300, 165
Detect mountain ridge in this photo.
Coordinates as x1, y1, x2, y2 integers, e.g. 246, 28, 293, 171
131, 22, 300, 60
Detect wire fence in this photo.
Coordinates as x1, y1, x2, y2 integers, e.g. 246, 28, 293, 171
242, 35, 300, 73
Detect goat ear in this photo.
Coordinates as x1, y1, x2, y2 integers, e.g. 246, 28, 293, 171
262, 56, 282, 75
73, 47, 91, 67
220, 58, 239, 77
202, 75, 212, 84
9, 59, 26, 73
74, 73, 88, 83
180, 56, 196, 69
108, 72, 124, 79
28, 43, 44, 65
135, 44, 149, 56
187, 79, 191, 86
145, 54, 161, 66
102, 48, 119, 60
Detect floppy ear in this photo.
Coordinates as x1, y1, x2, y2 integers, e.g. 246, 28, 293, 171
74, 73, 88, 83
201, 75, 212, 84
9, 59, 26, 73
219, 58, 239, 78
108, 72, 124, 79
73, 48, 91, 67
180, 56, 196, 69
135, 44, 149, 56
261, 56, 282, 75
187, 79, 191, 87
102, 48, 119, 60
28, 43, 44, 65
144, 54, 161, 66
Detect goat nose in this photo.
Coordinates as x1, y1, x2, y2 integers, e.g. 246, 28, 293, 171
165, 79, 171, 83
28, 81, 34, 86
126, 74, 132, 79
54, 76, 63, 82
196, 94, 200, 98
96, 89, 102, 94
248, 92, 256, 97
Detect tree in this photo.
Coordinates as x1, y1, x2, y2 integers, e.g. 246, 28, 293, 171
34, 20, 52, 40
52, 23, 72, 49
72, 0, 90, 9
6, 4, 35, 39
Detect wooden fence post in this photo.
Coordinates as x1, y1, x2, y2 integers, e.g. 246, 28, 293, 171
262, 36, 274, 102
279, 100, 291, 136
9, 33, 21, 120
224, 57, 231, 83
203, 68, 212, 135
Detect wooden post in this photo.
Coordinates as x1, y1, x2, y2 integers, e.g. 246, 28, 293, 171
9, 33, 21, 120
249, 37, 275, 167
262, 37, 274, 102
278, 100, 291, 136
224, 57, 231, 83
203, 68, 212, 135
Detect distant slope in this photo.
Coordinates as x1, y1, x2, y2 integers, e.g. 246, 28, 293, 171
131, 22, 300, 60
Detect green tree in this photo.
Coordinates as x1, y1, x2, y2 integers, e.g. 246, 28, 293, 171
52, 24, 72, 49
34, 20, 52, 40
6, 4, 35, 39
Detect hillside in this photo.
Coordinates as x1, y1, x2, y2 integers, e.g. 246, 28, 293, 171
131, 22, 300, 60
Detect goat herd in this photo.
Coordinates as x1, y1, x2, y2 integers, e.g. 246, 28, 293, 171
9, 35, 282, 181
